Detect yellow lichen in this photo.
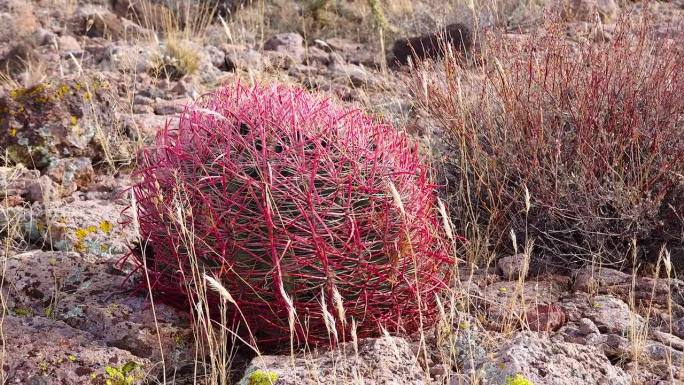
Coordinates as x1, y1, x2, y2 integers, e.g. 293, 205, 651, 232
9, 127, 17, 137
75, 227, 90, 240
70, 115, 78, 126
99, 220, 113, 234
248, 370, 279, 385
13, 307, 33, 317
56, 84, 70, 98
504, 374, 534, 385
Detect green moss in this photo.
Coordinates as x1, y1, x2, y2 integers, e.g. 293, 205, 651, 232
504, 374, 534, 385
248, 370, 279, 385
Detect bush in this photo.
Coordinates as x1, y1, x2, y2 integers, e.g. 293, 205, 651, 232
413, 19, 684, 267
130, 84, 453, 348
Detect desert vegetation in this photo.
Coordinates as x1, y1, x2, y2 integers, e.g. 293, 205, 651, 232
1, 0, 683, 385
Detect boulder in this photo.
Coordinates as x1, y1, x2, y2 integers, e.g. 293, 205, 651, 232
3, 315, 149, 384
263, 32, 304, 64
46, 157, 95, 196
478, 331, 631, 385
4, 250, 192, 367
563, 0, 620, 22
23, 199, 134, 255
239, 336, 425, 385
573, 266, 684, 307
0, 76, 121, 169
561, 294, 644, 335
497, 253, 528, 280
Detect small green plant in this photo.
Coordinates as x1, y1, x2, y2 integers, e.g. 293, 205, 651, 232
504, 374, 534, 385
248, 370, 279, 385
104, 361, 138, 385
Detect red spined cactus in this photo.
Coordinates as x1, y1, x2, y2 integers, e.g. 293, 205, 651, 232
130, 83, 454, 349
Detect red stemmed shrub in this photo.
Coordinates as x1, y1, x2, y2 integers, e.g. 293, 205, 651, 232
130, 83, 453, 348
414, 18, 684, 268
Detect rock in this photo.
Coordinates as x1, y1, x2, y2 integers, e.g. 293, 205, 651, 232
71, 5, 147, 40
25, 175, 60, 203
481, 278, 568, 329
497, 253, 528, 280
4, 250, 192, 367
122, 113, 170, 141
108, 44, 157, 74
675, 317, 684, 339
564, 0, 620, 22
57, 35, 82, 56
573, 266, 684, 307
643, 340, 684, 364
561, 294, 644, 335
525, 304, 566, 332
28, 199, 134, 254
221, 44, 267, 72
3, 315, 150, 384
263, 32, 304, 64
239, 336, 425, 385
651, 329, 684, 351
154, 98, 190, 115
319, 38, 380, 68
329, 62, 376, 87
478, 331, 632, 385
390, 23, 473, 67
578, 317, 600, 335
1, 164, 40, 205
0, 77, 121, 169
46, 157, 95, 195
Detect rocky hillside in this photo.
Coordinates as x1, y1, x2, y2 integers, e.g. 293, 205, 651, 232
1, 0, 683, 384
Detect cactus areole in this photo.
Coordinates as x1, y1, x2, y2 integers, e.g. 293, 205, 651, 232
130, 83, 454, 349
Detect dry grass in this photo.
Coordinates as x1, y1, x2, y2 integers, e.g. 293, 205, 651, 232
412, 15, 684, 268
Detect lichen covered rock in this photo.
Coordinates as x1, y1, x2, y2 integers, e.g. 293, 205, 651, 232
0, 76, 121, 169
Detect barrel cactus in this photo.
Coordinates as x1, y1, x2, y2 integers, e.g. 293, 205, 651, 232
130, 83, 454, 349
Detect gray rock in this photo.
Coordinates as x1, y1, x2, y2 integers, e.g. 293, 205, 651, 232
263, 32, 304, 63
578, 317, 600, 335
46, 157, 95, 196
3, 315, 150, 384
57, 35, 82, 56
565, 0, 620, 22
1, 165, 40, 203
673, 316, 684, 339
478, 331, 632, 385
26, 175, 60, 203
153, 98, 190, 115
26, 199, 134, 254
0, 76, 123, 169
329, 62, 377, 87
239, 336, 425, 385
561, 293, 644, 335
573, 266, 684, 307
497, 253, 528, 280
4, 250, 192, 366
122, 113, 170, 141
222, 44, 267, 72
